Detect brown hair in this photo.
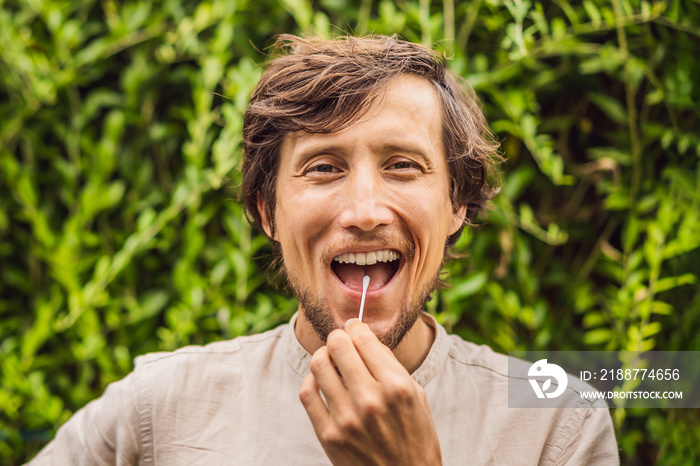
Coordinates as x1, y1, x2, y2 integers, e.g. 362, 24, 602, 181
241, 34, 499, 259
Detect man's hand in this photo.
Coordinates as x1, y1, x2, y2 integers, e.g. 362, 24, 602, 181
299, 320, 442, 466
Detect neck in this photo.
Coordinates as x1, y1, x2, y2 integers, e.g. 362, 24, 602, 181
294, 311, 435, 374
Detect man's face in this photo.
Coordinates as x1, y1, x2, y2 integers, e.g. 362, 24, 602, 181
261, 75, 465, 348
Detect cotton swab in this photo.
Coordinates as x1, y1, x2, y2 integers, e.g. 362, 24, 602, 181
358, 275, 370, 321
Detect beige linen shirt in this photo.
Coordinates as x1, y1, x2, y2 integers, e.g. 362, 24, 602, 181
28, 313, 619, 465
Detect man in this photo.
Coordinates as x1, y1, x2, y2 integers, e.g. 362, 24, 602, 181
28, 35, 618, 465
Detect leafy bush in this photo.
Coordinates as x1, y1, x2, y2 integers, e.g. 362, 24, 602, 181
1, 0, 698, 464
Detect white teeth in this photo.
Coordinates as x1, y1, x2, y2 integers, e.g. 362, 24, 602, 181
333, 249, 399, 265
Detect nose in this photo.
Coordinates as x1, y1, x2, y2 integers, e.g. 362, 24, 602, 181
337, 168, 393, 232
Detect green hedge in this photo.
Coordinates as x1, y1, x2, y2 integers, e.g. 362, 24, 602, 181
1, 0, 698, 464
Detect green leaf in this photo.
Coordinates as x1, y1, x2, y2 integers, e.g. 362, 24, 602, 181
442, 272, 489, 303
650, 301, 673, 315
641, 322, 662, 339
588, 92, 628, 125
654, 274, 697, 294
583, 328, 612, 345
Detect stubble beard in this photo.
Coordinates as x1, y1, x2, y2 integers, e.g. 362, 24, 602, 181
292, 273, 439, 351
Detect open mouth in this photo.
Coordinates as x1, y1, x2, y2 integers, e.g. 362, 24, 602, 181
331, 249, 401, 291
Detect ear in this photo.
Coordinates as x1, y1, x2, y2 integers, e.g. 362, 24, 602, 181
448, 204, 468, 236
256, 192, 277, 241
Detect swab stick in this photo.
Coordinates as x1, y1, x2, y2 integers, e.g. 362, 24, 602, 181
358, 275, 370, 321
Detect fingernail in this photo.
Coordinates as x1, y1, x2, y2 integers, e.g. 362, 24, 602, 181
343, 318, 358, 328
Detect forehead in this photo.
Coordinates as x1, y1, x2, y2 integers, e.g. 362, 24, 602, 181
281, 75, 444, 159
375, 74, 441, 120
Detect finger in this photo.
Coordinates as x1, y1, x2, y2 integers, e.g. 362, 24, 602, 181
308, 346, 351, 411
299, 372, 331, 436
344, 320, 408, 382
326, 329, 376, 388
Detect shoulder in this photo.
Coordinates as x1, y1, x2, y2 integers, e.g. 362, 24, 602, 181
443, 333, 510, 378
443, 333, 608, 409
136, 322, 289, 363
434, 332, 619, 464
130, 323, 291, 392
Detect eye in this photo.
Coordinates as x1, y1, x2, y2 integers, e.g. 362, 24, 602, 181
387, 158, 423, 171
390, 161, 416, 170
384, 157, 425, 179
299, 157, 345, 180
308, 164, 338, 173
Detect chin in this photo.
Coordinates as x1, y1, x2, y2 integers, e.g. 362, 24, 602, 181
298, 288, 432, 351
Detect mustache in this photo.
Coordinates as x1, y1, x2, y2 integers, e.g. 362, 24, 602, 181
320, 232, 415, 265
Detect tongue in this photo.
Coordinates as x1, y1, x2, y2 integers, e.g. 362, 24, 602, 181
334, 262, 394, 290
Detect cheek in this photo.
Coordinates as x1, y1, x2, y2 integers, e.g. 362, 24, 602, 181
390, 183, 453, 275
276, 189, 338, 263
394, 183, 453, 241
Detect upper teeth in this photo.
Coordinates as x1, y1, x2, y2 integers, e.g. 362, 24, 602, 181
333, 249, 399, 266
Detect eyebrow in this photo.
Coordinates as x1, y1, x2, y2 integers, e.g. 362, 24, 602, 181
375, 142, 432, 159
292, 139, 435, 164
293, 141, 350, 160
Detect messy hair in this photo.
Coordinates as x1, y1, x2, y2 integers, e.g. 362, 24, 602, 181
241, 34, 499, 262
